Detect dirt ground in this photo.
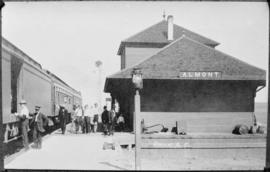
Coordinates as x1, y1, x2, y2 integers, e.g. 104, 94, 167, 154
140, 148, 266, 170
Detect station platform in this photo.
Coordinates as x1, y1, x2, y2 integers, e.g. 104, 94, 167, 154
4, 124, 266, 171
5, 124, 135, 171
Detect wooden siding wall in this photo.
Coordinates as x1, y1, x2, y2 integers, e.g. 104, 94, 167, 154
124, 47, 161, 69
140, 80, 256, 112
121, 48, 125, 70
2, 51, 12, 123
141, 112, 253, 133
22, 64, 52, 116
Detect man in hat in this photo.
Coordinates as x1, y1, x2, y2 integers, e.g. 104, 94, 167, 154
101, 106, 109, 135
15, 99, 30, 150
83, 104, 92, 133
58, 104, 68, 134
92, 103, 99, 132
74, 105, 84, 133
30, 106, 49, 149
108, 105, 117, 136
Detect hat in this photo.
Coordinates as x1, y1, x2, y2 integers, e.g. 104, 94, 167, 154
35, 106, 41, 110
19, 100, 27, 104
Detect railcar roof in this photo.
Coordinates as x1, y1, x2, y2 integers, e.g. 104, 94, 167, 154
2, 37, 81, 97
45, 70, 81, 96
2, 37, 42, 69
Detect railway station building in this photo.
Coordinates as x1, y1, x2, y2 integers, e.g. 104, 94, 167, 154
104, 16, 266, 133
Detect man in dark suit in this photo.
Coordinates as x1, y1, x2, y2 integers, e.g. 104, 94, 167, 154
101, 106, 109, 135
58, 105, 68, 134
30, 106, 49, 149
108, 105, 116, 136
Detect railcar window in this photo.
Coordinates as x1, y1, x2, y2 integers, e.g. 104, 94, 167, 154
57, 92, 60, 104
64, 96, 68, 104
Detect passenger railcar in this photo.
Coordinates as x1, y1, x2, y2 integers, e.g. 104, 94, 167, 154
46, 70, 82, 122
2, 37, 82, 142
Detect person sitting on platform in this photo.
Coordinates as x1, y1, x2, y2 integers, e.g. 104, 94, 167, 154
117, 113, 125, 132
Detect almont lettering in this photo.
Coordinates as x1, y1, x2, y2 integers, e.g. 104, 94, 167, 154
179, 72, 221, 79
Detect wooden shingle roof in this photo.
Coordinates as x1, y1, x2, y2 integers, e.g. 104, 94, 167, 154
108, 36, 266, 82
117, 20, 220, 55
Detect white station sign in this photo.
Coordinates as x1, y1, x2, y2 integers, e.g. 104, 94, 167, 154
179, 72, 222, 79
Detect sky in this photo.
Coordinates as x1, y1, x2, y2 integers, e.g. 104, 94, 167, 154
2, 1, 269, 106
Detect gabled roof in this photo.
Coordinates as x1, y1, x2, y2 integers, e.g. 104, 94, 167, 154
117, 20, 220, 55
108, 36, 266, 82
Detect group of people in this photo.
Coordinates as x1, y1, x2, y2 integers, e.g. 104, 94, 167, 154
15, 99, 126, 150
71, 103, 126, 135
15, 100, 49, 150
71, 103, 99, 134
15, 100, 69, 150
101, 105, 125, 136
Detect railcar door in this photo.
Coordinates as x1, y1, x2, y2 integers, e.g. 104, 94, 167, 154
11, 56, 23, 113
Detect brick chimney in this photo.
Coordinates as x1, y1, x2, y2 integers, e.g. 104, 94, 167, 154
167, 15, 174, 41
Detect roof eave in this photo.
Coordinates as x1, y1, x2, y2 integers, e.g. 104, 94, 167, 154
104, 77, 109, 92
117, 41, 219, 56
206, 42, 220, 48
215, 42, 220, 47
117, 42, 124, 56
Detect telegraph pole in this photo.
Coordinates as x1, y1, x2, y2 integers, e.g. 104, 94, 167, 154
131, 68, 143, 170
134, 90, 141, 170
265, 6, 270, 170
95, 60, 102, 112
265, 30, 270, 172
